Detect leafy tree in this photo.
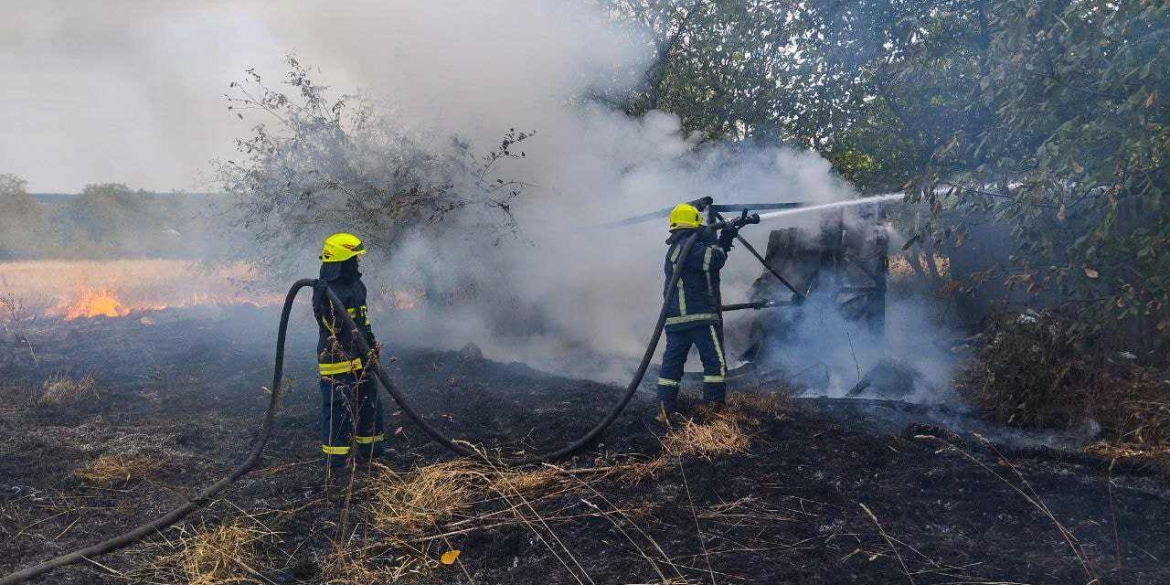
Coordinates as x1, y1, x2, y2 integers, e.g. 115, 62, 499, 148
0, 174, 45, 259
899, 0, 1170, 356
603, 0, 1169, 357
601, 0, 936, 188
216, 56, 534, 279
60, 183, 189, 258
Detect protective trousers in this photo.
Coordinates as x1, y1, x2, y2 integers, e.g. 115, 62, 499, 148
320, 371, 385, 457
656, 323, 727, 413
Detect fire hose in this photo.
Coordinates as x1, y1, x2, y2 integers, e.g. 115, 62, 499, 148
1, 215, 761, 585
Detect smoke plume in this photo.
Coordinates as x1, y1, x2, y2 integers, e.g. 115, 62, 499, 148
6, 0, 959, 399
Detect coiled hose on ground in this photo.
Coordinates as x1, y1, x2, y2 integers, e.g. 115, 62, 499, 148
0, 231, 702, 585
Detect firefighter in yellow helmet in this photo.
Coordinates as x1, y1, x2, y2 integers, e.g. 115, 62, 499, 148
313, 233, 386, 468
657, 203, 738, 420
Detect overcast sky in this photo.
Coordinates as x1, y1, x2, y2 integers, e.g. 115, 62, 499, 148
0, 1, 647, 193
1, 2, 283, 191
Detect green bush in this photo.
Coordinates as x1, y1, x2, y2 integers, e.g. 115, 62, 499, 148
967, 311, 1170, 445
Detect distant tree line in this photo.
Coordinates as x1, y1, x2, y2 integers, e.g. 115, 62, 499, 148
0, 174, 216, 261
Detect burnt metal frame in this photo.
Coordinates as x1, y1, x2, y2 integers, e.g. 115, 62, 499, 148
703, 201, 888, 334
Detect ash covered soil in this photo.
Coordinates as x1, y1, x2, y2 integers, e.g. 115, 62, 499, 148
1, 306, 1168, 585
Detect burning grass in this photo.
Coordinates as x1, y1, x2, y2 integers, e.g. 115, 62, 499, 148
39, 374, 98, 405
0, 259, 281, 320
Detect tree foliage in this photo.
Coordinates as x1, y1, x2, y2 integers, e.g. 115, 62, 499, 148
0, 176, 206, 260
902, 0, 1170, 354
604, 0, 1170, 357
57, 183, 194, 258
0, 174, 45, 259
216, 56, 533, 279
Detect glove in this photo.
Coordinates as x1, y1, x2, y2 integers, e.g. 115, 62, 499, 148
718, 226, 739, 251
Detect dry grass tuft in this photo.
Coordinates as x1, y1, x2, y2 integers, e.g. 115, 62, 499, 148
662, 414, 752, 459
615, 456, 669, 485
617, 391, 788, 480
1084, 441, 1170, 464
163, 520, 268, 585
75, 452, 162, 485
320, 543, 406, 585
490, 466, 561, 496
368, 461, 477, 535
727, 390, 791, 422
39, 374, 98, 405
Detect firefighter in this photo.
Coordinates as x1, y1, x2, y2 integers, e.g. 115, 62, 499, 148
656, 203, 738, 420
313, 232, 386, 468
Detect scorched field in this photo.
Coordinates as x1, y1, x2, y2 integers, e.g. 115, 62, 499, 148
1, 300, 1168, 585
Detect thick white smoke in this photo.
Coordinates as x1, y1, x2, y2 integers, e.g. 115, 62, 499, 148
195, 0, 957, 395
221, 0, 957, 392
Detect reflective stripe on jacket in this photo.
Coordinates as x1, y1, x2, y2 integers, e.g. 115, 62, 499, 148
663, 230, 726, 332
313, 277, 376, 376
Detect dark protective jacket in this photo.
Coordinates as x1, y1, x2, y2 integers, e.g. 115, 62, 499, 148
663, 228, 728, 332
313, 262, 377, 377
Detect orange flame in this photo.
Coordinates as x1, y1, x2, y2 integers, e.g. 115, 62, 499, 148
63, 288, 131, 320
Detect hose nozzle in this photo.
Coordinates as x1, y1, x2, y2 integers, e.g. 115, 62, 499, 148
717, 211, 759, 230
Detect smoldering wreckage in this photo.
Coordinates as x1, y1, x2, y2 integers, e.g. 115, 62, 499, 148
2, 189, 1168, 585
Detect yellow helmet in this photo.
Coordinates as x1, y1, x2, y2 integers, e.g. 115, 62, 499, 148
668, 203, 703, 231
320, 232, 366, 263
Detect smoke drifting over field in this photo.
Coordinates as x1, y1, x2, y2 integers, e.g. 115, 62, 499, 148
270, 1, 958, 396
7, 1, 958, 399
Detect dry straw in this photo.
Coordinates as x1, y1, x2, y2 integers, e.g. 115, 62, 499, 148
367, 460, 478, 535
39, 374, 98, 405
74, 453, 158, 485
662, 414, 752, 459
149, 519, 272, 585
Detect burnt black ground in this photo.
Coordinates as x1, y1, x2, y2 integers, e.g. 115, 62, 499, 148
1, 306, 1168, 585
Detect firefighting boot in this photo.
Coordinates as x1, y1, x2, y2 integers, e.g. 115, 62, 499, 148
655, 399, 688, 428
